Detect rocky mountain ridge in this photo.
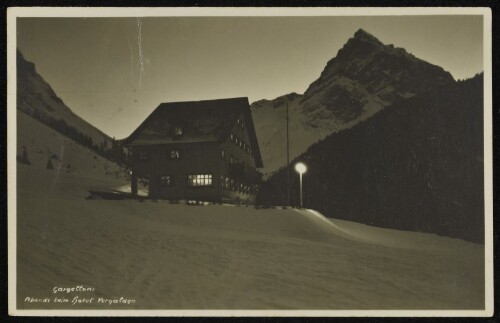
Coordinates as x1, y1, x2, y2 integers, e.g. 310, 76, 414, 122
251, 29, 455, 175
17, 51, 115, 151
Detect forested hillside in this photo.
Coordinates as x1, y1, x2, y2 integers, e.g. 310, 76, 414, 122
17, 50, 127, 165
258, 74, 484, 243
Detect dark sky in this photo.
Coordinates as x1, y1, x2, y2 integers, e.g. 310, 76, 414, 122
17, 15, 484, 139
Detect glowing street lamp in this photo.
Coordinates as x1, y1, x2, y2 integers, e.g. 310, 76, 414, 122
295, 162, 307, 208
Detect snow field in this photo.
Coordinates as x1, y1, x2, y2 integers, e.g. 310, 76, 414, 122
16, 164, 484, 310
16, 111, 127, 181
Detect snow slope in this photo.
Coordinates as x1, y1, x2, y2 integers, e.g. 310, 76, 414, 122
16, 166, 484, 310
17, 51, 115, 149
17, 110, 127, 181
252, 91, 385, 176
251, 93, 333, 176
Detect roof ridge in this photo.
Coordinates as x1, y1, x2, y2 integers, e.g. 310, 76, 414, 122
122, 96, 263, 168
159, 97, 249, 106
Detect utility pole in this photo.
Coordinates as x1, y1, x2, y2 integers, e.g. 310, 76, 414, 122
286, 101, 290, 206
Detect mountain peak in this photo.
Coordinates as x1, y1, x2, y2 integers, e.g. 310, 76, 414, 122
302, 27, 455, 117
353, 28, 383, 45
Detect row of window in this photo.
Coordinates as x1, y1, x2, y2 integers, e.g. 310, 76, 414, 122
158, 174, 213, 187
229, 133, 252, 155
188, 174, 213, 187
138, 145, 251, 165
148, 174, 258, 194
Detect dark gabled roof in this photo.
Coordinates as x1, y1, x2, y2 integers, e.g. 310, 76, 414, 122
122, 97, 263, 168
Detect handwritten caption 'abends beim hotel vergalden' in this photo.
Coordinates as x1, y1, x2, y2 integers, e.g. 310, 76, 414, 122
24, 285, 136, 306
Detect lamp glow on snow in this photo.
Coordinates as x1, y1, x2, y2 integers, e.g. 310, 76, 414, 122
294, 162, 307, 208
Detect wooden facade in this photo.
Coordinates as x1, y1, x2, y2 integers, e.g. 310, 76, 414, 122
122, 97, 263, 204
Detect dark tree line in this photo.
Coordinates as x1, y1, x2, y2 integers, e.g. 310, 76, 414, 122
258, 74, 484, 243
17, 49, 129, 167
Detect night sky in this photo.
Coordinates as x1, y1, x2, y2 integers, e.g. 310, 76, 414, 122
16, 14, 484, 139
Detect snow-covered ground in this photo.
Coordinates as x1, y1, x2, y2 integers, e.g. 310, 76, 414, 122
14, 110, 484, 310
16, 163, 484, 310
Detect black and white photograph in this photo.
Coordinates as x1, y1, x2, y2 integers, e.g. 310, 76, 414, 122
7, 7, 493, 316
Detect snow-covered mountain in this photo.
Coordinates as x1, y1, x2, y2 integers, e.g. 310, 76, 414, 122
251, 29, 455, 175
16, 50, 129, 183
17, 51, 115, 151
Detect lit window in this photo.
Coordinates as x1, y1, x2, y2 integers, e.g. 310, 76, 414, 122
239, 140, 242, 148
187, 174, 212, 187
230, 133, 234, 141
161, 175, 173, 186
170, 149, 181, 160
230, 156, 234, 164
236, 118, 240, 125
138, 151, 150, 161
174, 127, 183, 136
221, 149, 225, 160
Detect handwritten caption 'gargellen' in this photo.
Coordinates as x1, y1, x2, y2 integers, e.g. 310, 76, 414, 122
24, 285, 136, 306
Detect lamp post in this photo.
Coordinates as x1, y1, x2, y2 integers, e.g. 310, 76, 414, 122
294, 162, 307, 208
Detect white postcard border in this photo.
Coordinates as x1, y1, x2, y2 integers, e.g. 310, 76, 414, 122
7, 6, 494, 317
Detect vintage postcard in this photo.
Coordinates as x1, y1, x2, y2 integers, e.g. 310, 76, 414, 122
7, 7, 493, 317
